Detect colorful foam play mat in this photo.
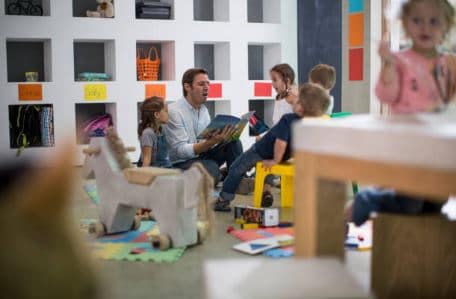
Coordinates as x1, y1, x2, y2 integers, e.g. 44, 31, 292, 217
80, 219, 185, 263
230, 227, 295, 258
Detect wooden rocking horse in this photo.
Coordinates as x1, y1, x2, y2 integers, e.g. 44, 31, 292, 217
82, 128, 213, 250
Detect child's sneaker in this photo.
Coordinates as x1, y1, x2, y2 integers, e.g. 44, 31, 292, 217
213, 198, 231, 212
261, 190, 274, 207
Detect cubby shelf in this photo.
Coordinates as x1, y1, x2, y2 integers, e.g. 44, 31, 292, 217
136, 41, 175, 81
72, 0, 115, 18
194, 42, 230, 80
247, 0, 281, 24
248, 43, 281, 80
0, 0, 297, 164
9, 103, 54, 149
193, 0, 229, 22
6, 39, 52, 82
5, 0, 50, 16
75, 102, 117, 145
248, 99, 274, 136
136, 0, 174, 20
73, 40, 116, 81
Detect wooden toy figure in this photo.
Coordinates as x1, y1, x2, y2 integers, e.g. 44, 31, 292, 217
82, 128, 213, 250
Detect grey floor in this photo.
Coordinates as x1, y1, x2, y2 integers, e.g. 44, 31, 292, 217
72, 183, 371, 299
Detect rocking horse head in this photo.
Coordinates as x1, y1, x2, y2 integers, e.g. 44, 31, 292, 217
0, 145, 100, 298
82, 127, 134, 179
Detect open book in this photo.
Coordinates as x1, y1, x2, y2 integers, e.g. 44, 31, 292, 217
197, 111, 255, 141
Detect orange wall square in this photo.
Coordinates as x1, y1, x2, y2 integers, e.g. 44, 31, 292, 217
18, 84, 42, 101
349, 13, 364, 47
145, 84, 166, 99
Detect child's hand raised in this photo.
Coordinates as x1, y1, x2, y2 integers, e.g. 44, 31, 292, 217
378, 33, 395, 65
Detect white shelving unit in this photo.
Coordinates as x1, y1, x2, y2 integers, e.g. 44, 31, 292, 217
0, 0, 297, 165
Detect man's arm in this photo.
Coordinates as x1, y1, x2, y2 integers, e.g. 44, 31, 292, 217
165, 109, 196, 160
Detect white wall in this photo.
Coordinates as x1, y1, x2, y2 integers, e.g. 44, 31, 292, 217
0, 0, 297, 165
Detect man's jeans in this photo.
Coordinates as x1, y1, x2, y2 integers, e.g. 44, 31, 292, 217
173, 140, 243, 185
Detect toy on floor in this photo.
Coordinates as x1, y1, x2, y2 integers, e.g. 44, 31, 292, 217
234, 205, 279, 227
82, 127, 213, 250
86, 0, 114, 18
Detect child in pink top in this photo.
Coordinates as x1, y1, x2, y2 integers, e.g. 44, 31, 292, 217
348, 0, 456, 227
376, 0, 456, 113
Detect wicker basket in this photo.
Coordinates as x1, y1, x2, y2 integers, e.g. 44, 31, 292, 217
137, 47, 160, 81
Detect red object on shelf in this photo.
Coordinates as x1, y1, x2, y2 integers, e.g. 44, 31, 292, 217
208, 83, 222, 98
226, 225, 234, 233
254, 82, 272, 97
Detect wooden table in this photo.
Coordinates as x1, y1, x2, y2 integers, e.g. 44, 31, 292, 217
292, 113, 456, 259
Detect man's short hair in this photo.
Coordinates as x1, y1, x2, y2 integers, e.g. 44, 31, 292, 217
182, 68, 209, 97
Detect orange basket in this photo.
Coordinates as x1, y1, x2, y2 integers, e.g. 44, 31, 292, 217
137, 47, 160, 81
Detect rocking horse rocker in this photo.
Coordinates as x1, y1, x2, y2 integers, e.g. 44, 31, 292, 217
82, 128, 213, 250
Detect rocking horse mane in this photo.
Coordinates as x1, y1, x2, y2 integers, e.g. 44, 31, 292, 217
105, 127, 133, 170
192, 162, 215, 235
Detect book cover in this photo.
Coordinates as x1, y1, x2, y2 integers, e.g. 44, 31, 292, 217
248, 112, 270, 135
198, 111, 255, 141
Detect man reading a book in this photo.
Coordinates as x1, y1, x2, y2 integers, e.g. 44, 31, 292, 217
164, 68, 244, 185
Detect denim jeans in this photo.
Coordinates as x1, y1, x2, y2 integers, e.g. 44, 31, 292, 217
173, 140, 243, 185
352, 188, 443, 226
220, 146, 263, 202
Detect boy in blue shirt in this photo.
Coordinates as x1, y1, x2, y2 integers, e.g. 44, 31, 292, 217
214, 83, 330, 211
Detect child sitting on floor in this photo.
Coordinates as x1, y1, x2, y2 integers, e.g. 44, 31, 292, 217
137, 96, 171, 219
137, 96, 171, 168
213, 83, 330, 212
347, 0, 456, 226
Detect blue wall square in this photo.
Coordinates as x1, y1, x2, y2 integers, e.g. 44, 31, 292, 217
348, 0, 364, 13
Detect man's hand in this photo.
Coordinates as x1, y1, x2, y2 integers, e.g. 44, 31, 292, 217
262, 160, 277, 172
208, 125, 235, 144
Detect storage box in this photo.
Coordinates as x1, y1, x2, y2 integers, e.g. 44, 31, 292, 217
234, 205, 279, 227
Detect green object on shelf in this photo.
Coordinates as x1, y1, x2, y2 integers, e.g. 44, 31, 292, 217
330, 112, 352, 118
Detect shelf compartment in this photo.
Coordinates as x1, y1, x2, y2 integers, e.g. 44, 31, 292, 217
193, 0, 229, 22
74, 40, 116, 81
248, 99, 274, 136
6, 39, 52, 82
73, 0, 115, 18
9, 104, 54, 149
205, 99, 230, 119
247, 0, 280, 23
75, 102, 116, 145
136, 0, 174, 20
5, 0, 50, 16
194, 42, 230, 80
248, 43, 281, 80
136, 41, 175, 81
